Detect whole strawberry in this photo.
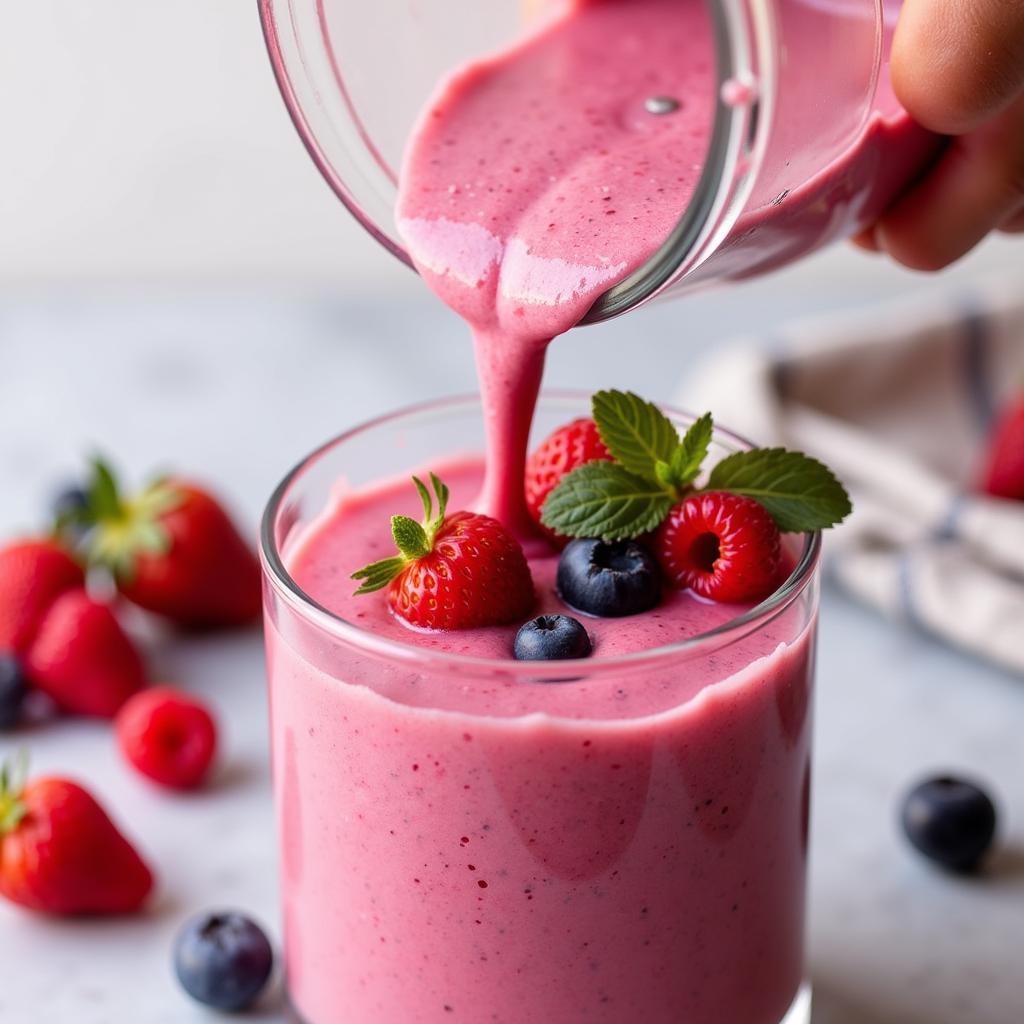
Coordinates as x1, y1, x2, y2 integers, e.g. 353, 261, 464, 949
0, 539, 84, 656
980, 394, 1024, 501
0, 758, 154, 915
352, 474, 534, 630
25, 589, 146, 718
74, 460, 261, 630
525, 418, 611, 543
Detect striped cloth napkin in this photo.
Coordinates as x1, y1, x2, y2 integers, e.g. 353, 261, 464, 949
681, 275, 1024, 675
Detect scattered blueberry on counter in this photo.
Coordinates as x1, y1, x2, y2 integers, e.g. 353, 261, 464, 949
174, 911, 274, 1012
556, 538, 661, 617
901, 775, 998, 874
514, 614, 592, 661
0, 653, 28, 729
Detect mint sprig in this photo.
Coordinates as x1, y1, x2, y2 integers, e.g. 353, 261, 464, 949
540, 391, 851, 541
352, 473, 449, 594
707, 448, 851, 532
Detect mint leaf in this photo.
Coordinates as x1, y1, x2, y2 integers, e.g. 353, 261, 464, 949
670, 412, 713, 487
351, 556, 406, 595
392, 515, 430, 559
706, 448, 852, 532
592, 390, 679, 481
541, 462, 676, 541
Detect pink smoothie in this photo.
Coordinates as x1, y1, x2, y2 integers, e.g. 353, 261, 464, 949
270, 458, 816, 1024
395, 0, 931, 536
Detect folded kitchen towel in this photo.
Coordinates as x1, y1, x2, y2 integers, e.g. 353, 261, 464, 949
680, 274, 1024, 675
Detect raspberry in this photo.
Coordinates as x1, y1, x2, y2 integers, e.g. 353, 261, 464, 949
655, 492, 783, 603
525, 418, 611, 542
116, 687, 218, 790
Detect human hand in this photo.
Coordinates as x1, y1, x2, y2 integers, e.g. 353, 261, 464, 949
855, 0, 1024, 269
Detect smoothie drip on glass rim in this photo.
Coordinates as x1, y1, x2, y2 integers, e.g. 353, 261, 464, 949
396, 0, 715, 537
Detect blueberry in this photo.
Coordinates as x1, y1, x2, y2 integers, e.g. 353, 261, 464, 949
901, 775, 997, 873
0, 654, 28, 730
514, 614, 592, 661
50, 484, 90, 540
51, 484, 89, 522
174, 911, 274, 1011
556, 538, 661, 617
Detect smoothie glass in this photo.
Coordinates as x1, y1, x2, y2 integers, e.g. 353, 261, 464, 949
258, 0, 938, 319
260, 394, 821, 1024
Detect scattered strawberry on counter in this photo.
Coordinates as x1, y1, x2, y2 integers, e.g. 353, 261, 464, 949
26, 588, 145, 718
64, 459, 262, 630
979, 391, 1024, 502
0, 538, 144, 726
0, 756, 153, 915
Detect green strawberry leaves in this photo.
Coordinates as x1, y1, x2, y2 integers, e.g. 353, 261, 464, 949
352, 473, 450, 595
541, 391, 851, 542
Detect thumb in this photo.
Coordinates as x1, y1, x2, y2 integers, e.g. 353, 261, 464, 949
892, 0, 1024, 135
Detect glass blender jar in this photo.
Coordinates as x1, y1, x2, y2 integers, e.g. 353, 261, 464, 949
258, 0, 937, 321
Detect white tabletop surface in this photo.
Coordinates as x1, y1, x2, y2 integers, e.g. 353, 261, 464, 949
0, 278, 1021, 1024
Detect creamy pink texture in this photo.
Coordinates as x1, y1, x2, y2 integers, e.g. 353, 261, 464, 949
262, 0, 932, 1018
272, 459, 814, 1024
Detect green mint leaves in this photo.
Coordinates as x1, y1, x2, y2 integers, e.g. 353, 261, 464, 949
352, 472, 449, 595
540, 462, 677, 540
540, 390, 851, 541
707, 448, 852, 533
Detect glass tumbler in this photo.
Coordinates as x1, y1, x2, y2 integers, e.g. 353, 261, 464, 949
260, 394, 821, 1024
259, 0, 939, 319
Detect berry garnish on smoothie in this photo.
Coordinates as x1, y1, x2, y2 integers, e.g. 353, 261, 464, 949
541, 390, 851, 602
352, 473, 534, 630
350, 390, 850, 642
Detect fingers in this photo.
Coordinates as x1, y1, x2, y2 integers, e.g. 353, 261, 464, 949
871, 94, 1024, 270
892, 0, 1024, 134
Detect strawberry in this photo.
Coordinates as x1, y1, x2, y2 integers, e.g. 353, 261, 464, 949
980, 394, 1024, 501
352, 473, 534, 630
0, 758, 154, 915
655, 492, 783, 603
116, 687, 218, 790
25, 589, 145, 718
77, 460, 261, 630
0, 540, 84, 656
525, 418, 611, 542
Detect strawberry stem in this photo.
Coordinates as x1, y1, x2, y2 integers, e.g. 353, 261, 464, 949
352, 474, 451, 595
0, 751, 29, 834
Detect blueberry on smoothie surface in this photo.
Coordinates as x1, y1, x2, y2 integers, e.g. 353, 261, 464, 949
173, 910, 274, 1012
901, 775, 998, 873
556, 538, 661, 617
514, 614, 592, 661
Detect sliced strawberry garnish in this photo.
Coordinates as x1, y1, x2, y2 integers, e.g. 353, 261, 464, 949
0, 540, 84, 656
352, 474, 534, 630
25, 589, 146, 718
0, 758, 154, 915
525, 418, 611, 542
980, 394, 1024, 501
655, 492, 783, 603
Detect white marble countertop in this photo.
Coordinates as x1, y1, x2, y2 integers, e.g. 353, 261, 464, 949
0, 281, 1021, 1024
